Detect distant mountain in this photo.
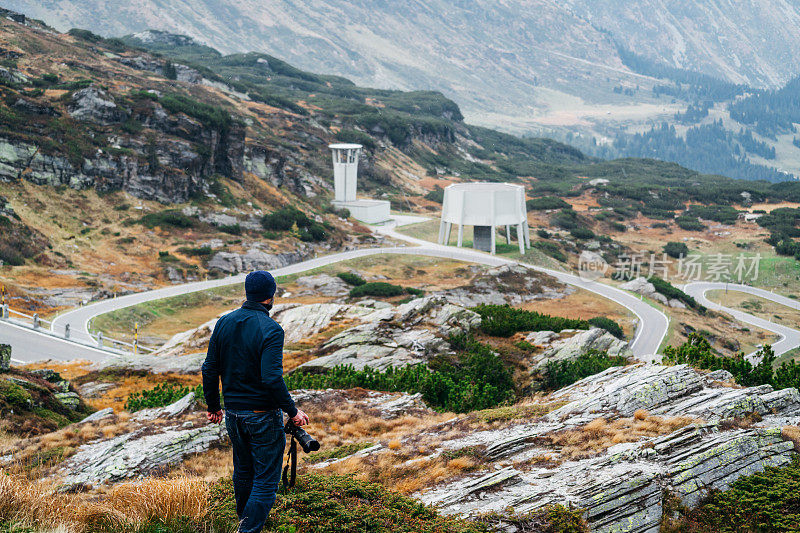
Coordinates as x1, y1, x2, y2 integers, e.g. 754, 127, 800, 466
563, 0, 800, 89
9, 0, 800, 181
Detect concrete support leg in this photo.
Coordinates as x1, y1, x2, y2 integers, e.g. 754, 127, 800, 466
444, 223, 452, 245
457, 223, 464, 247
518, 223, 525, 255
490, 226, 496, 255
506, 225, 511, 244
524, 223, 531, 248
438, 220, 447, 245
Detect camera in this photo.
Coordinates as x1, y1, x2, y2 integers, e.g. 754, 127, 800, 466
284, 421, 320, 453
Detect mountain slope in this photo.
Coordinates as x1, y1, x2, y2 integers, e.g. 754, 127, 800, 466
564, 0, 800, 89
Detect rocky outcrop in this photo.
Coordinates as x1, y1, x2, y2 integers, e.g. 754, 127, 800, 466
67, 87, 127, 125
435, 264, 570, 307
299, 296, 481, 371
58, 422, 227, 488
207, 248, 305, 274
529, 328, 631, 370
418, 363, 800, 533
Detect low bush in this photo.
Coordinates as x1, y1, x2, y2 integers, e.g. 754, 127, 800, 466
349, 282, 406, 298
533, 241, 567, 262
286, 336, 514, 413
587, 317, 625, 339
527, 196, 570, 210
540, 350, 628, 390
473, 304, 590, 337
209, 474, 487, 532
663, 334, 800, 391
262, 206, 327, 242
177, 246, 214, 258
649, 276, 706, 313
137, 210, 198, 229
663, 241, 689, 258
661, 456, 800, 532
125, 382, 203, 412
676, 215, 706, 231
569, 227, 595, 240
336, 272, 366, 286
424, 185, 445, 204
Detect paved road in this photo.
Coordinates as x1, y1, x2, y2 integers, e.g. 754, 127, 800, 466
684, 282, 800, 360
0, 319, 111, 365
34, 220, 667, 363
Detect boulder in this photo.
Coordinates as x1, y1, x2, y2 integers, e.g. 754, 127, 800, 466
531, 328, 631, 370
54, 391, 81, 410
133, 392, 197, 421
79, 407, 114, 424
0, 344, 10, 372
621, 277, 668, 305
271, 302, 346, 343
294, 274, 350, 297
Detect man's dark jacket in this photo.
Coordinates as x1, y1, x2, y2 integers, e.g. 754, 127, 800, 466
202, 301, 297, 417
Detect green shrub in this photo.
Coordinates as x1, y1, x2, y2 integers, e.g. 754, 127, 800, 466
159, 93, 232, 132
137, 210, 198, 229
286, 336, 514, 413
610, 221, 627, 232
686, 204, 740, 224
218, 223, 242, 235
473, 304, 590, 337
527, 196, 570, 210
662, 456, 800, 532
541, 350, 628, 390
676, 215, 706, 231
177, 246, 214, 258
0, 381, 32, 408
262, 206, 328, 241
405, 287, 425, 297
336, 272, 366, 286
533, 241, 567, 262
551, 208, 582, 230
335, 128, 376, 150
424, 185, 445, 204
587, 317, 625, 339
536, 229, 551, 239
209, 474, 487, 533
569, 227, 595, 240
648, 276, 706, 313
349, 282, 406, 298
663, 241, 689, 258
662, 334, 800, 390
125, 382, 203, 412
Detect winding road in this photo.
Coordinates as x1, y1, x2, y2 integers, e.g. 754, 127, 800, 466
684, 282, 800, 360
1, 218, 798, 366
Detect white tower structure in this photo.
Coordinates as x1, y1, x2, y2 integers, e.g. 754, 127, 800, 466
329, 143, 391, 224
438, 182, 530, 255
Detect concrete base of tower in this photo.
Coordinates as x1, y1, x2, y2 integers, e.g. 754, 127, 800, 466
333, 199, 392, 225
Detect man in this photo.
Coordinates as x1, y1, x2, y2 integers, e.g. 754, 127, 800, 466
202, 270, 309, 533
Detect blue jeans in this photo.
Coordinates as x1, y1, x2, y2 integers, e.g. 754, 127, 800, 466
225, 409, 286, 533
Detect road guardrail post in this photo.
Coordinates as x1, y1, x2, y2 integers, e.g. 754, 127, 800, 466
97, 332, 103, 347
1, 304, 7, 319
64, 323, 71, 339
33, 313, 39, 329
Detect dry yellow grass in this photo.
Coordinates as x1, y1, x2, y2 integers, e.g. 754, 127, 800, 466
0, 473, 210, 532
547, 414, 696, 460
783, 426, 800, 451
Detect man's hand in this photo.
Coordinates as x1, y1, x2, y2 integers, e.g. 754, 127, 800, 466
207, 410, 223, 424
291, 408, 309, 426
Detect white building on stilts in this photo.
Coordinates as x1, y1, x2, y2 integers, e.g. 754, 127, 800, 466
438, 182, 530, 255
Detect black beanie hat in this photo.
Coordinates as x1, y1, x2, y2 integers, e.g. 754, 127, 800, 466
245, 270, 277, 302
